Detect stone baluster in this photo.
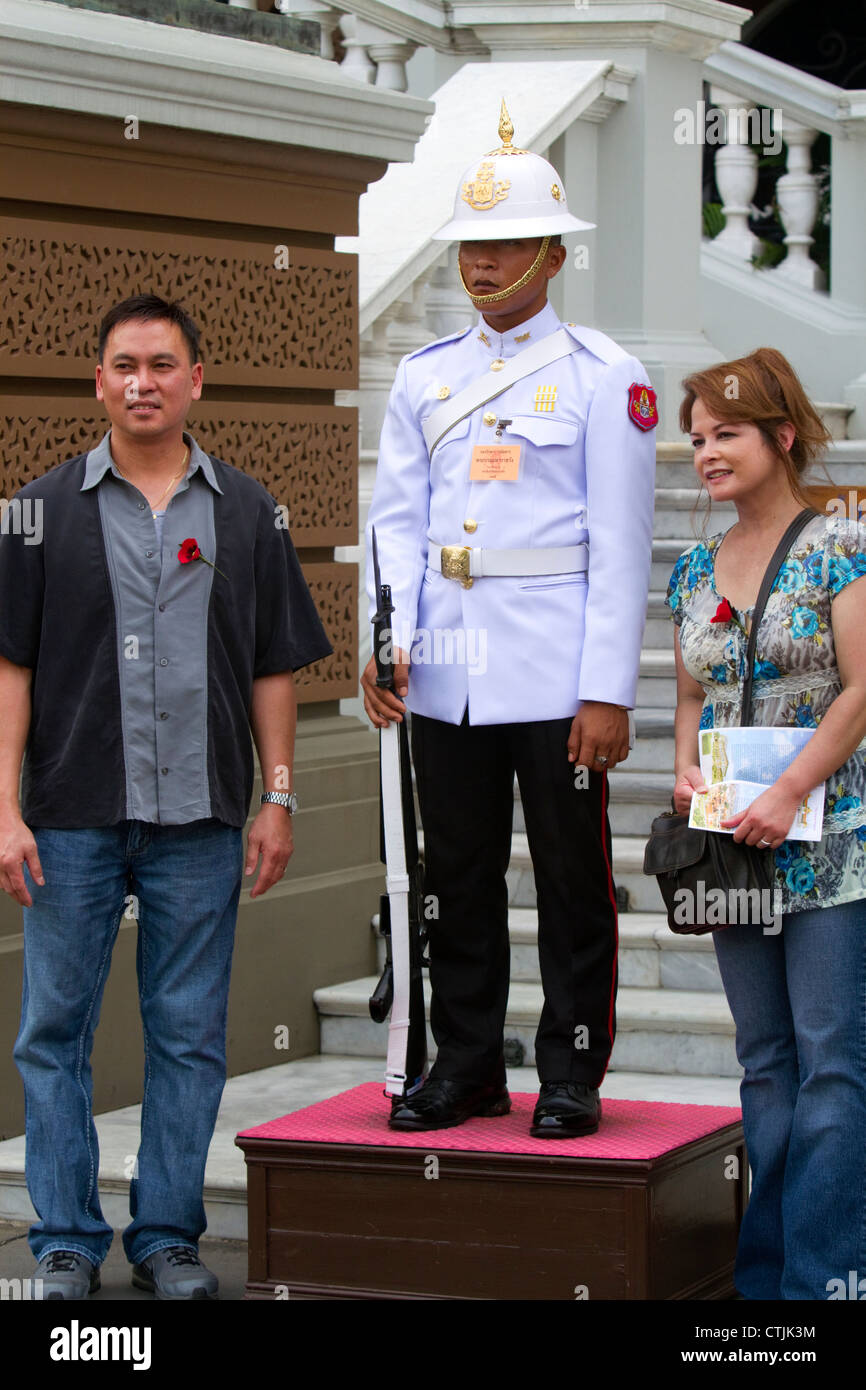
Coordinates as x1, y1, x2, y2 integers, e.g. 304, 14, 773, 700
338, 12, 375, 83
773, 118, 825, 291
386, 270, 436, 365
357, 312, 400, 453
426, 245, 473, 339
275, 1, 342, 58
709, 86, 761, 262
368, 40, 417, 93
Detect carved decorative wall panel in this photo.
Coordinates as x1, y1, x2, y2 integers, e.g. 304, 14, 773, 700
297, 563, 357, 700
0, 220, 357, 388
0, 402, 357, 545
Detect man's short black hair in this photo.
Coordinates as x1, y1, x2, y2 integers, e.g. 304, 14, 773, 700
550, 234, 562, 247
98, 294, 201, 365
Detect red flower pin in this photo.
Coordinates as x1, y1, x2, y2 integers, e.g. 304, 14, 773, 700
178, 537, 227, 580
710, 597, 735, 624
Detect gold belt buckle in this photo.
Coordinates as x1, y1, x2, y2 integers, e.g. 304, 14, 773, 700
440, 545, 474, 589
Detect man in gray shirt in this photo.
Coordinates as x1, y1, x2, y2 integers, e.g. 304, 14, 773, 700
0, 294, 331, 1299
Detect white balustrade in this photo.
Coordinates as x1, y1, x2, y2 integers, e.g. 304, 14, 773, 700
772, 118, 825, 291
709, 86, 761, 262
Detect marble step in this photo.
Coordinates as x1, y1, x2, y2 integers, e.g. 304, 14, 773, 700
511, 907, 722, 991
652, 488, 735, 540
652, 441, 866, 488
314, 976, 739, 1077
507, 833, 664, 913
643, 590, 678, 647
651, 538, 691, 593
620, 731, 676, 774
635, 647, 676, 707
510, 770, 672, 836
373, 907, 723, 993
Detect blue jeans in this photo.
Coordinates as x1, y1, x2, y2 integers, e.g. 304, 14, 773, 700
14, 819, 244, 1267
713, 898, 866, 1300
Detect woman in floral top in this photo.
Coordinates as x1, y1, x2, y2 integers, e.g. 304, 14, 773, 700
666, 347, 866, 1300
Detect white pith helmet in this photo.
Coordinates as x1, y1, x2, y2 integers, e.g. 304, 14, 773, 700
433, 99, 595, 241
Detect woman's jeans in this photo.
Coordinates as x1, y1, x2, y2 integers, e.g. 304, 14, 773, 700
713, 898, 866, 1300
13, 819, 244, 1268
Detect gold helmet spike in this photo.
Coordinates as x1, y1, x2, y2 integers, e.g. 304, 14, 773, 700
487, 98, 527, 157
498, 98, 514, 150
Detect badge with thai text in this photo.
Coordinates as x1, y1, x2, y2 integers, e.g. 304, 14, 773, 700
470, 444, 522, 481
627, 382, 659, 431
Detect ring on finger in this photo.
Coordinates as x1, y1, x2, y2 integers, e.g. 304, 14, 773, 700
758, 837, 772, 847
596, 753, 609, 765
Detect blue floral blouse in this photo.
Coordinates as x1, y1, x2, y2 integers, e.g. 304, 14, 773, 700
666, 514, 866, 913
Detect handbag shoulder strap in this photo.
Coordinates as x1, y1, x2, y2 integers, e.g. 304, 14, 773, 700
740, 507, 819, 725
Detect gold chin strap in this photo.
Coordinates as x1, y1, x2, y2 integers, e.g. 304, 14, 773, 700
458, 236, 551, 307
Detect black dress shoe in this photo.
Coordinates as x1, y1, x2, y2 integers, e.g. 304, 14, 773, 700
531, 1082, 601, 1138
389, 1076, 511, 1131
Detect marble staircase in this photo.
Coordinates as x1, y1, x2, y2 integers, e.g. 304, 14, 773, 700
315, 438, 866, 1083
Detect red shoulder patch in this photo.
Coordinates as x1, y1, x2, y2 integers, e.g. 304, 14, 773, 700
627, 382, 659, 432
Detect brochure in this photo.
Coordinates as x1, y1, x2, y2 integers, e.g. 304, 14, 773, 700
688, 727, 825, 841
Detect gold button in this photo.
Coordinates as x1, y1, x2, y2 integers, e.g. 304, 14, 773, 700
482, 412, 496, 426
490, 358, 506, 372
437, 385, 450, 400
463, 519, 478, 534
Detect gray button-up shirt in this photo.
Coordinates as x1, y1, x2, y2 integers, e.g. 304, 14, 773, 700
82, 432, 220, 823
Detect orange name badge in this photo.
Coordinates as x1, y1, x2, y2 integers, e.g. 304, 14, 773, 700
470, 443, 522, 481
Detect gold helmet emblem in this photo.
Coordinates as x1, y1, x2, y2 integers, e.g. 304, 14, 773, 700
461, 160, 510, 212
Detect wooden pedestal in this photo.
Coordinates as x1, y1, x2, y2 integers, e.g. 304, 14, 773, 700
237, 1090, 745, 1300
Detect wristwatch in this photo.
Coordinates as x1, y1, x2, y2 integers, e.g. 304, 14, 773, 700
261, 791, 297, 814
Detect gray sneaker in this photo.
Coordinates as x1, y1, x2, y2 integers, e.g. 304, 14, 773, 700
131, 1246, 218, 1300
35, 1250, 100, 1299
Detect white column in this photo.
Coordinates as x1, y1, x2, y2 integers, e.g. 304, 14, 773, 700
773, 119, 825, 291
710, 87, 761, 263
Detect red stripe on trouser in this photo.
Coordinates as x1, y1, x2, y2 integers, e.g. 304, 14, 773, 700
597, 768, 619, 1084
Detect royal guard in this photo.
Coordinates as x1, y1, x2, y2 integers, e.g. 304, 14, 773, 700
361, 103, 657, 1135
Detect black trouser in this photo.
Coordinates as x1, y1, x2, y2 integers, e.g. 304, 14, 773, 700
411, 711, 619, 1086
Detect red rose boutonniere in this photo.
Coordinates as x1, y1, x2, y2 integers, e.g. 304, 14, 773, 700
710, 597, 736, 624
178, 537, 227, 581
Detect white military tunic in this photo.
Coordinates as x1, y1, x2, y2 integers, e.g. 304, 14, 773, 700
366, 300, 656, 724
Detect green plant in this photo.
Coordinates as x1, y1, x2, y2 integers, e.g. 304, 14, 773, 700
702, 202, 726, 239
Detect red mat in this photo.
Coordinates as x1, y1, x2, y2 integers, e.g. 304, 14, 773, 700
238, 1083, 741, 1160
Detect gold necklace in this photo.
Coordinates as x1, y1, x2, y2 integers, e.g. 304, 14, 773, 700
115, 447, 189, 518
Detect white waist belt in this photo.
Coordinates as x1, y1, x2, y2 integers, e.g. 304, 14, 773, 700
428, 540, 589, 580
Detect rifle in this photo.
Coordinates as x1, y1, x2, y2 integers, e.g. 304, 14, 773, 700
368, 528, 429, 1101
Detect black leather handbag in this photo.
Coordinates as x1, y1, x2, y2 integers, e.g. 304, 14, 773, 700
643, 508, 818, 935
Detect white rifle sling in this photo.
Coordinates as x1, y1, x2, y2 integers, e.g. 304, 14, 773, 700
422, 328, 582, 457
380, 721, 413, 1095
